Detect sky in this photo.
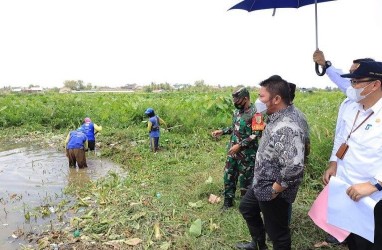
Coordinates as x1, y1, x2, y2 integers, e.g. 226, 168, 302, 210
1, 0, 381, 89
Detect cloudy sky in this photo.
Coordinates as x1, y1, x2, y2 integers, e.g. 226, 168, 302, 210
1, 0, 381, 89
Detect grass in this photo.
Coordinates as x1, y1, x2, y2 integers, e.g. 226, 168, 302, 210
0, 89, 348, 249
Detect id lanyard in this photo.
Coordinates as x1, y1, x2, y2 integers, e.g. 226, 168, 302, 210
336, 110, 374, 160
346, 110, 374, 143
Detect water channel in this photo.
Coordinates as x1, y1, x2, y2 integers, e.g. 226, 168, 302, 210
0, 143, 121, 249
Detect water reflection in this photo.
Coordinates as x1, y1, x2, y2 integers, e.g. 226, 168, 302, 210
0, 145, 121, 250
67, 168, 91, 188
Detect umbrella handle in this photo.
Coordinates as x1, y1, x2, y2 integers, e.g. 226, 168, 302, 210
315, 62, 326, 76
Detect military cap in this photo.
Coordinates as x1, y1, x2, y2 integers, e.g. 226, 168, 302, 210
232, 87, 250, 99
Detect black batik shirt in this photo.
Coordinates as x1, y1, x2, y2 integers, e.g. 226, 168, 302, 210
252, 105, 307, 203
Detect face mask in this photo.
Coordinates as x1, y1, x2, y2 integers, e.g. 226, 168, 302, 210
255, 98, 267, 113
234, 98, 246, 109
346, 84, 373, 103
234, 103, 244, 109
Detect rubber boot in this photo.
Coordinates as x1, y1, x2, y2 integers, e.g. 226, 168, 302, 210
221, 198, 234, 210
236, 237, 258, 250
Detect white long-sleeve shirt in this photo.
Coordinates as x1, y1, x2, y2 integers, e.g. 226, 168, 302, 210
326, 66, 351, 93
325, 66, 352, 162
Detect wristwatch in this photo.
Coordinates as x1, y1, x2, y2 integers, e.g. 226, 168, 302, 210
371, 179, 382, 191
325, 61, 332, 69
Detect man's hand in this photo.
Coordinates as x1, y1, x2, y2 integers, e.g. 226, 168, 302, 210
211, 130, 223, 138
346, 182, 377, 202
323, 161, 337, 185
271, 182, 285, 200
313, 49, 326, 66
228, 144, 240, 155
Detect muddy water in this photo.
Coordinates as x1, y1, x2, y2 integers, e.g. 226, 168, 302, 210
0, 144, 122, 250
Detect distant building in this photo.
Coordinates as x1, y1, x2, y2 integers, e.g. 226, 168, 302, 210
121, 84, 137, 90
24, 86, 43, 93
97, 87, 118, 91
59, 87, 72, 93
152, 89, 165, 93
173, 83, 190, 90
11, 87, 22, 92
300, 88, 313, 93
10, 86, 44, 93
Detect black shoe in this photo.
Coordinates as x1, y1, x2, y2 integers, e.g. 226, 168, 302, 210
236, 240, 257, 250
236, 237, 268, 250
325, 234, 343, 245
221, 198, 234, 210
257, 241, 268, 250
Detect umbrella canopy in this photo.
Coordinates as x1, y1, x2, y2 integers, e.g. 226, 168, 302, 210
229, 0, 334, 12
229, 0, 336, 76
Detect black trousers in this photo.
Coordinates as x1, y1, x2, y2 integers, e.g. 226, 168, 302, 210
239, 188, 291, 250
88, 140, 95, 151
346, 200, 382, 250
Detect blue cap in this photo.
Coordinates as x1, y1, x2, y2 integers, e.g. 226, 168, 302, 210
341, 61, 382, 79
77, 127, 84, 132
144, 108, 154, 115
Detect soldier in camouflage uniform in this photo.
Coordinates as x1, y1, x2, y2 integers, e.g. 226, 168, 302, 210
212, 87, 261, 209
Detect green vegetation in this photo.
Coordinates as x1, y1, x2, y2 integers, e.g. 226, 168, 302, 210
0, 89, 346, 249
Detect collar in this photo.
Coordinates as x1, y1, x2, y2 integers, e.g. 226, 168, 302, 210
358, 97, 382, 115
267, 105, 292, 123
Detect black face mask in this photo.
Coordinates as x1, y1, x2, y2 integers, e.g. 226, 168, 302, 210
234, 98, 246, 109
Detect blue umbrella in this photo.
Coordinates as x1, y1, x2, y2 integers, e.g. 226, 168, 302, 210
229, 0, 335, 76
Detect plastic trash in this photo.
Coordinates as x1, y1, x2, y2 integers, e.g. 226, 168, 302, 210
50, 243, 58, 250
73, 229, 80, 237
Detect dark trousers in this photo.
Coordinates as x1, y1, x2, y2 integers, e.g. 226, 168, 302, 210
88, 140, 95, 151
346, 200, 382, 250
239, 188, 291, 250
66, 149, 87, 168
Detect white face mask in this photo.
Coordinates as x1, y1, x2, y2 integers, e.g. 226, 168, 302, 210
255, 98, 267, 113
346, 84, 373, 103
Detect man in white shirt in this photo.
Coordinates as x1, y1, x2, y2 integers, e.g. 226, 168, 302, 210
313, 51, 376, 183
322, 60, 382, 249
313, 50, 376, 245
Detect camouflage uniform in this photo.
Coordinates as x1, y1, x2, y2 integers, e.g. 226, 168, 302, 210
222, 102, 260, 199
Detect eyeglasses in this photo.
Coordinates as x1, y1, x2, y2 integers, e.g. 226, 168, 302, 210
350, 79, 376, 86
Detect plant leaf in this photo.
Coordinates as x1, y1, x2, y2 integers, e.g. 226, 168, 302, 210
205, 176, 213, 184
188, 200, 203, 208
126, 237, 142, 246
189, 218, 202, 237
160, 241, 171, 250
